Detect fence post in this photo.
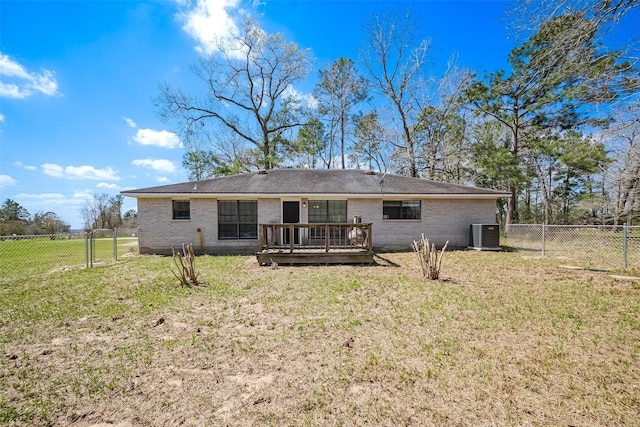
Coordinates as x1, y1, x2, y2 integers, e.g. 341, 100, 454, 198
622, 223, 628, 269
113, 228, 118, 261
89, 231, 94, 268
541, 224, 546, 257
85, 232, 89, 268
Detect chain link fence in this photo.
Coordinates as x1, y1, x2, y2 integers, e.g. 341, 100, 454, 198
504, 225, 640, 270
0, 228, 138, 283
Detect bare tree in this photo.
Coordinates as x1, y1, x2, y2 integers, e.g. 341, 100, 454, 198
157, 18, 313, 170
81, 193, 122, 230
414, 60, 473, 181
602, 108, 640, 224
182, 128, 253, 180
361, 9, 431, 177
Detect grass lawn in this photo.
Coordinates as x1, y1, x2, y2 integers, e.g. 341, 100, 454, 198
0, 251, 638, 425
0, 237, 137, 281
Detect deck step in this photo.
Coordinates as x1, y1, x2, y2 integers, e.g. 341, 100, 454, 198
256, 251, 375, 265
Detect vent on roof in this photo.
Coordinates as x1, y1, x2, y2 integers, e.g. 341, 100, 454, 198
256, 169, 267, 175
364, 170, 375, 175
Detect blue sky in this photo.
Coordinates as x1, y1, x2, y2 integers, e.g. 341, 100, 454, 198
1, 0, 519, 229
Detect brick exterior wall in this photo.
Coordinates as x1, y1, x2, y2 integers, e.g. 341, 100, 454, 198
137, 198, 275, 255
136, 196, 498, 254
347, 198, 496, 250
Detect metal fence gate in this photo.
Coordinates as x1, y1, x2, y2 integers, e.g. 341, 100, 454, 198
0, 228, 138, 282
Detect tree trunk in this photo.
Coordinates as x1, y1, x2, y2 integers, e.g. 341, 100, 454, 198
262, 132, 271, 169
533, 157, 552, 224
403, 125, 417, 177
340, 112, 346, 169
506, 106, 520, 227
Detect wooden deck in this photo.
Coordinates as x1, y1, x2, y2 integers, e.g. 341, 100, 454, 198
256, 223, 374, 265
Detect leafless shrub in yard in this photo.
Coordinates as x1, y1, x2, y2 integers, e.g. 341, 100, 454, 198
171, 243, 200, 286
412, 234, 449, 279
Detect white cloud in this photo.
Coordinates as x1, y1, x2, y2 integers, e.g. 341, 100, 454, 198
42, 163, 120, 181
176, 0, 249, 55
0, 82, 27, 99
30, 70, 59, 96
72, 190, 94, 200
0, 53, 60, 99
132, 158, 177, 174
15, 192, 89, 212
132, 128, 183, 149
124, 117, 137, 128
14, 161, 36, 171
0, 54, 32, 79
15, 192, 91, 228
0, 174, 17, 187
284, 85, 317, 110
97, 182, 121, 190
157, 177, 171, 183
66, 165, 120, 181
42, 163, 64, 178
0, 113, 4, 122
18, 192, 68, 201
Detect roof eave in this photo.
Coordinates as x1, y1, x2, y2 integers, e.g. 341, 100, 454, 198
121, 192, 510, 199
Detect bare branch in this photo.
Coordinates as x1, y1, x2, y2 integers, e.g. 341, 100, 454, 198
156, 18, 312, 172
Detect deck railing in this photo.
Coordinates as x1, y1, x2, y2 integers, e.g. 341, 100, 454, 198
258, 223, 373, 253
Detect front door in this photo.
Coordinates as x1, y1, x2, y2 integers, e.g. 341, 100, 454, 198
282, 201, 300, 245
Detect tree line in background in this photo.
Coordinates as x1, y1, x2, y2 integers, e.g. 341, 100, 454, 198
158, 0, 639, 227
79, 193, 137, 231
0, 195, 137, 236
0, 199, 71, 236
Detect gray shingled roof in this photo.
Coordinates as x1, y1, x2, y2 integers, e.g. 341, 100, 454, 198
122, 169, 509, 197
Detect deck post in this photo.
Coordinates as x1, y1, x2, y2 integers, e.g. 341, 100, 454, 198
289, 224, 294, 252
325, 224, 330, 252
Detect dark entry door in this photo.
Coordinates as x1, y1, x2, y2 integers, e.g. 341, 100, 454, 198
282, 201, 300, 245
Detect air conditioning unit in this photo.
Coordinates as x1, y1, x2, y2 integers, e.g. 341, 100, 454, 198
469, 224, 501, 251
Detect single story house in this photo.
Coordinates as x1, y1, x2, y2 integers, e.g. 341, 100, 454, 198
122, 169, 509, 258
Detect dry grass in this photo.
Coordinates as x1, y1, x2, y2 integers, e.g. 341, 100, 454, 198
1, 251, 639, 426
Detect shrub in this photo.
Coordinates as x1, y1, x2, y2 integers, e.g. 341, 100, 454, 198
171, 243, 201, 286
412, 234, 449, 280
